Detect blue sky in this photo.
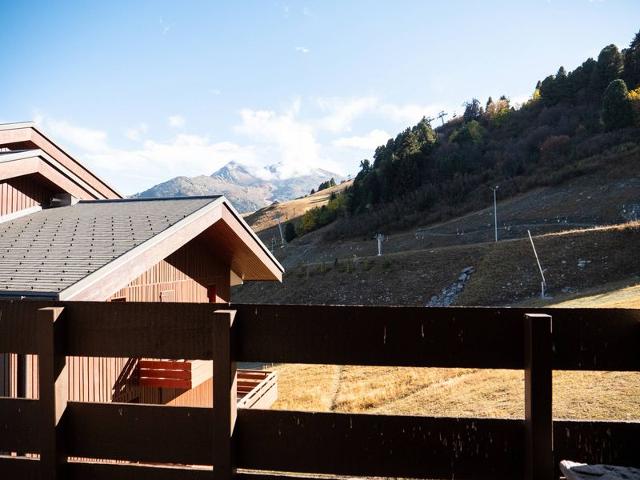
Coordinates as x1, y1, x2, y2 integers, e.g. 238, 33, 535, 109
1, 1, 638, 194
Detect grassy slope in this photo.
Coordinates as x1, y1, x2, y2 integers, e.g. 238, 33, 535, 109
243, 180, 352, 241
238, 160, 640, 421
270, 277, 640, 420
236, 152, 640, 304
234, 222, 640, 306
458, 221, 640, 305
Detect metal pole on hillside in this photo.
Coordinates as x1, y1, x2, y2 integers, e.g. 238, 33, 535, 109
490, 186, 499, 242
375, 233, 385, 256
277, 216, 285, 246
528, 230, 547, 298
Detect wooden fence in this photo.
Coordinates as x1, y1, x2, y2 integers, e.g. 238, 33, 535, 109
0, 300, 639, 479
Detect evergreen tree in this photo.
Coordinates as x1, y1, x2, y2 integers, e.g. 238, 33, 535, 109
568, 58, 597, 100
592, 44, 624, 93
539, 75, 557, 104
283, 222, 297, 242
602, 79, 634, 130
623, 31, 640, 89
555, 66, 570, 101
414, 117, 436, 146
463, 98, 482, 121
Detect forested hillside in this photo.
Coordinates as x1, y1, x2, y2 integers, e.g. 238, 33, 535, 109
295, 30, 640, 240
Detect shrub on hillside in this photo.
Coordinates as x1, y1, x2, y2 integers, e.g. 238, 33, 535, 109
539, 135, 572, 163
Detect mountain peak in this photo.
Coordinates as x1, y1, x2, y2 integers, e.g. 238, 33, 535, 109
212, 161, 259, 186
135, 160, 344, 213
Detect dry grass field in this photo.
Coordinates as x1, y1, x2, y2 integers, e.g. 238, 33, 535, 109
270, 281, 640, 420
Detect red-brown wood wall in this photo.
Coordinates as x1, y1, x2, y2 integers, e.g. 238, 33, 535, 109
3, 239, 233, 403
108, 238, 231, 303
0, 176, 52, 217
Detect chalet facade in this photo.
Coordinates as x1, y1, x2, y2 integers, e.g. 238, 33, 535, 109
0, 122, 283, 408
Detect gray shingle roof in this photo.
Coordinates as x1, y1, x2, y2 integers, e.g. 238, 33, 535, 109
0, 197, 220, 296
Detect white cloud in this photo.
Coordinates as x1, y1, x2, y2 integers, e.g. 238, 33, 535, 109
36, 116, 109, 153
125, 122, 148, 141
209, 88, 222, 95
509, 93, 531, 108
36, 113, 255, 195
315, 96, 448, 131
316, 96, 378, 133
379, 102, 446, 125
235, 102, 324, 178
35, 96, 447, 195
333, 129, 391, 150
86, 135, 256, 195
295, 46, 310, 54
168, 115, 186, 128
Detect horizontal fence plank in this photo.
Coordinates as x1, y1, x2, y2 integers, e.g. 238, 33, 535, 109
1, 301, 638, 371
233, 304, 526, 368
0, 301, 51, 354
236, 409, 524, 479
551, 308, 640, 371
235, 473, 349, 480
234, 305, 640, 370
62, 302, 225, 359
555, 419, 640, 469
66, 462, 212, 480
137, 378, 192, 389
64, 401, 213, 464
0, 397, 41, 453
137, 369, 192, 380
0, 455, 39, 480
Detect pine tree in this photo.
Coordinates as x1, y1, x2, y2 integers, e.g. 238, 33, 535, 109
623, 31, 640, 89
284, 222, 297, 242
592, 44, 624, 93
602, 79, 634, 130
539, 75, 557, 104
555, 66, 570, 101
463, 98, 482, 121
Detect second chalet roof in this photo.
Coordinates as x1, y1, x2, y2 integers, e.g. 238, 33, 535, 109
0, 196, 282, 298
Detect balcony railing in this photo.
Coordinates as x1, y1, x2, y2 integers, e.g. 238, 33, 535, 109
0, 300, 639, 480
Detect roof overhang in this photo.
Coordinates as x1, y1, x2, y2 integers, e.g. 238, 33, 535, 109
0, 149, 105, 200
0, 122, 121, 199
58, 197, 283, 301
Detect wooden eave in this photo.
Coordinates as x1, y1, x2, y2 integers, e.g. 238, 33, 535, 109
0, 122, 121, 199
0, 150, 103, 200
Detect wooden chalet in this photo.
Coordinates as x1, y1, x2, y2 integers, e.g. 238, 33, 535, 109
0, 121, 282, 408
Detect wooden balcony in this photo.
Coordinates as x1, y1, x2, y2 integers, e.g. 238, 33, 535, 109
131, 359, 278, 408
0, 301, 639, 480
237, 370, 277, 409
136, 359, 192, 389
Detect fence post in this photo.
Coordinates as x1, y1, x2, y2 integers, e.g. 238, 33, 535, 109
213, 310, 237, 480
524, 313, 553, 480
37, 307, 67, 480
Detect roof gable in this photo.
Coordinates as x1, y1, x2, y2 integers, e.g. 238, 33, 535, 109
0, 122, 121, 200
0, 196, 282, 300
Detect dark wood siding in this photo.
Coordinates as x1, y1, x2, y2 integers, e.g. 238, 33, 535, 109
108, 239, 231, 303
0, 176, 51, 216
7, 239, 232, 404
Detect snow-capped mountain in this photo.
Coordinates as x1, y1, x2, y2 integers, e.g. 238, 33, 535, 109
134, 161, 343, 213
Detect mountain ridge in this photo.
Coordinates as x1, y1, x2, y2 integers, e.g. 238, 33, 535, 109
134, 161, 343, 213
